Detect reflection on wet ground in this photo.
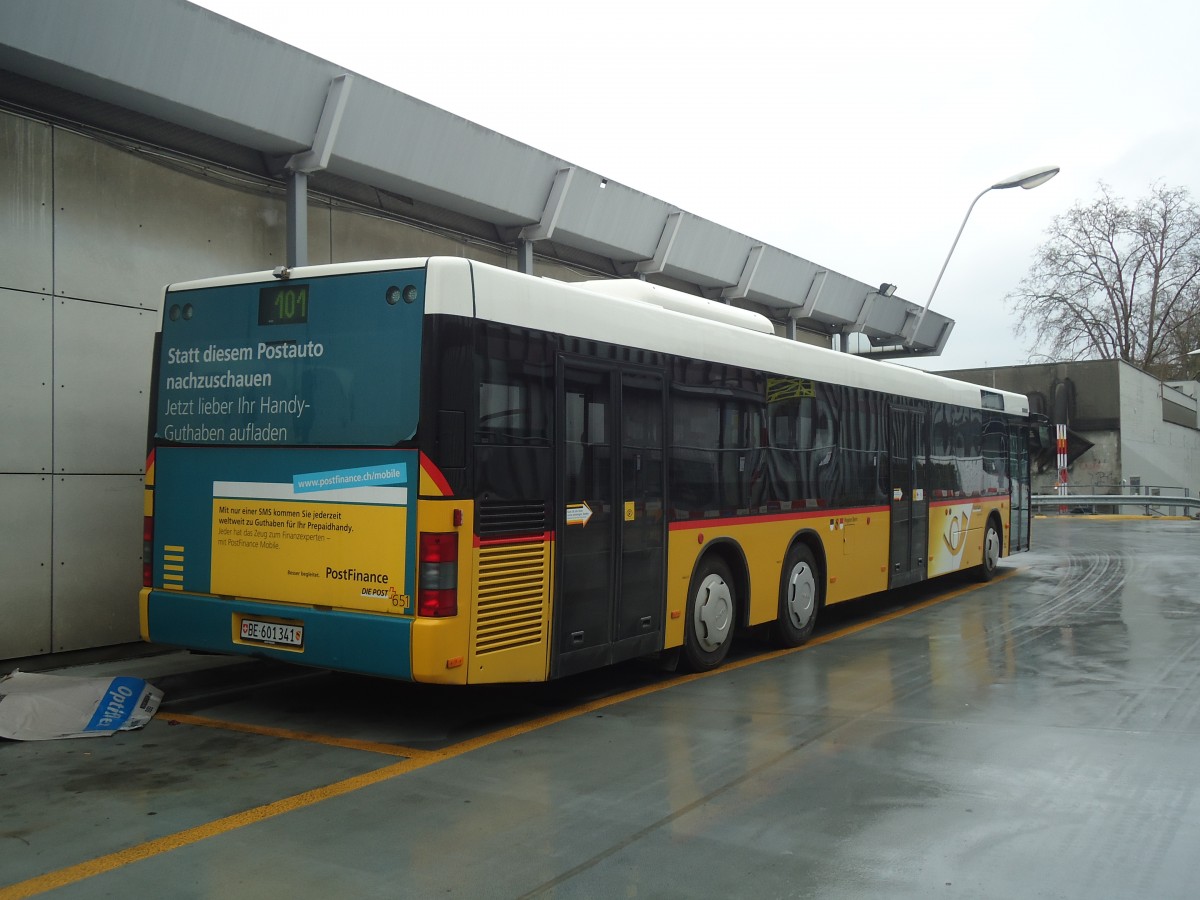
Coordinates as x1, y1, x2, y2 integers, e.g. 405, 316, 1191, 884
2, 517, 1198, 898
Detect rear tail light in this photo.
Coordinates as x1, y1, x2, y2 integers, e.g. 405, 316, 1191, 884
418, 532, 458, 617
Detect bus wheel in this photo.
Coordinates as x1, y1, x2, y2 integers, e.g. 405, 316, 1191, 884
773, 544, 820, 647
977, 519, 1001, 582
684, 557, 736, 671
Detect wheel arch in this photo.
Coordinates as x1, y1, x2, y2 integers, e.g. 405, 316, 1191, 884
986, 509, 1006, 558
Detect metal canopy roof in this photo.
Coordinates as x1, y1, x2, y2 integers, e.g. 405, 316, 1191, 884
0, 0, 954, 355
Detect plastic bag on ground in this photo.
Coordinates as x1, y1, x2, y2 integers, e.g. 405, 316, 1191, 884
0, 670, 163, 741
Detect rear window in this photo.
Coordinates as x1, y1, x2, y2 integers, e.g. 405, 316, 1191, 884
157, 269, 426, 446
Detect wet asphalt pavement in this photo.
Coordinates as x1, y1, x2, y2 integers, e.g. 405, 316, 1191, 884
2, 516, 1198, 899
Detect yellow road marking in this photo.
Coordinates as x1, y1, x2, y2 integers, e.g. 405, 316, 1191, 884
161, 712, 436, 759
0, 569, 1016, 899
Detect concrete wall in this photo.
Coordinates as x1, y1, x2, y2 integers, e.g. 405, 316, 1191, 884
944, 361, 1200, 499
1051, 430, 1121, 495
940, 360, 1121, 430
0, 108, 582, 660
1119, 364, 1200, 496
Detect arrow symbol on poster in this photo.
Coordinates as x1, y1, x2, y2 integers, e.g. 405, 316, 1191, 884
565, 502, 593, 527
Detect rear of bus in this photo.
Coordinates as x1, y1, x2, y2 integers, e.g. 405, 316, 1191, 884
140, 258, 466, 681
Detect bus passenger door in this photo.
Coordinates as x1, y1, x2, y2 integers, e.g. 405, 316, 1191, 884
1008, 424, 1031, 552
888, 407, 929, 588
616, 371, 666, 660
553, 361, 666, 678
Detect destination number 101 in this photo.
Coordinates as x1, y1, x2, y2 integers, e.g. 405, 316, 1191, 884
257, 284, 310, 326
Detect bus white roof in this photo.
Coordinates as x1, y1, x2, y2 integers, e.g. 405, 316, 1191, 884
167, 256, 1029, 415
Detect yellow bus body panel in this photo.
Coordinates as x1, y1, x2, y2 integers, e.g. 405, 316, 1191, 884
927, 499, 1010, 576
410, 498, 554, 684
466, 532, 553, 684
663, 508, 893, 648
409, 617, 471, 685
415, 496, 1011, 677
408, 499, 471, 685
138, 586, 151, 640
823, 510, 892, 605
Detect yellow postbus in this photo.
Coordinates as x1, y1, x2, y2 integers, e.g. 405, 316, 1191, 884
141, 257, 1032, 683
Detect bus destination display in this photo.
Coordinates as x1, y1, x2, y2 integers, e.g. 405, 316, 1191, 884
258, 284, 310, 326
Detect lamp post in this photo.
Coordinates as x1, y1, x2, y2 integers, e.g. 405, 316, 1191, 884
904, 164, 1060, 348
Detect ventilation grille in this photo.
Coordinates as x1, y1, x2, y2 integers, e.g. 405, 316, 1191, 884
474, 540, 549, 656
477, 501, 547, 537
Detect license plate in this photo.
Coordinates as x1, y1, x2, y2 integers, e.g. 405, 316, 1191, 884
239, 617, 304, 648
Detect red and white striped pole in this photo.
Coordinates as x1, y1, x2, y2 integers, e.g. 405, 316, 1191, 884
1056, 424, 1069, 512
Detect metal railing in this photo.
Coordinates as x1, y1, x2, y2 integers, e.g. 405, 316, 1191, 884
1032, 486, 1198, 517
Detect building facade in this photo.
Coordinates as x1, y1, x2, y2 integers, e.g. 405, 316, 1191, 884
941, 360, 1200, 500
2, 1, 951, 660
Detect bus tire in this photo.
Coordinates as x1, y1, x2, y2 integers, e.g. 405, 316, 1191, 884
772, 543, 820, 648
683, 556, 736, 671
977, 518, 1001, 582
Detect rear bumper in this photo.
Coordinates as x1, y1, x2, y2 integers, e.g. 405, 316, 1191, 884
141, 589, 413, 680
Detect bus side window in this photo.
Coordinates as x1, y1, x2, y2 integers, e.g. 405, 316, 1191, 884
981, 418, 1008, 493
763, 389, 838, 505
930, 405, 960, 498
718, 399, 754, 510
958, 408, 983, 496
840, 388, 884, 506
479, 380, 527, 438
474, 323, 552, 445
669, 394, 719, 513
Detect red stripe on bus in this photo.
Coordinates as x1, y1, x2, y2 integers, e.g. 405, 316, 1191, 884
474, 531, 555, 548
668, 506, 890, 531
419, 452, 453, 497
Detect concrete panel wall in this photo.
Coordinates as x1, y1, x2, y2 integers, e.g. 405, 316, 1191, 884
329, 204, 508, 267
0, 112, 344, 656
0, 114, 55, 658
0, 476, 52, 658
53, 299, 158, 474
0, 113, 52, 294
52, 475, 145, 650
54, 129, 288, 305
324, 204, 593, 285
0, 289, 52, 471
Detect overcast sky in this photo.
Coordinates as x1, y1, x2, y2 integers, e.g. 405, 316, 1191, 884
191, 0, 1200, 370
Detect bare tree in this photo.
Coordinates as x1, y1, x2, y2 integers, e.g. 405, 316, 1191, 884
1008, 182, 1200, 379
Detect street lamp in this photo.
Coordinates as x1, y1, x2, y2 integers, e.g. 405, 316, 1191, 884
903, 164, 1060, 348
